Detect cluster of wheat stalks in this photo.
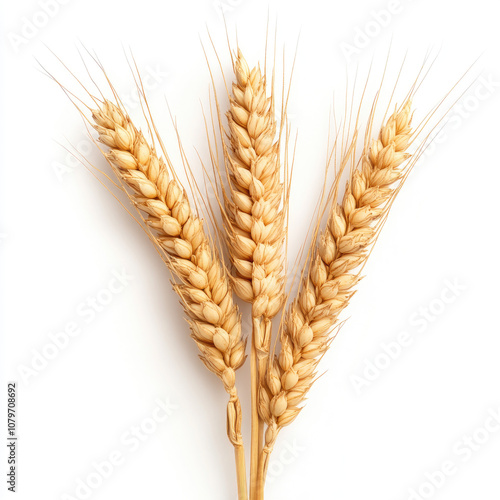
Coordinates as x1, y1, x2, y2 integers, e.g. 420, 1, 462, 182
68, 47, 424, 499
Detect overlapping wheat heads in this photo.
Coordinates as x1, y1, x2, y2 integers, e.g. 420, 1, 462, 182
50, 43, 469, 500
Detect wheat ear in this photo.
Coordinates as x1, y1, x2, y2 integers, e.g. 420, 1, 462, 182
91, 100, 248, 500
256, 100, 414, 497
221, 49, 286, 497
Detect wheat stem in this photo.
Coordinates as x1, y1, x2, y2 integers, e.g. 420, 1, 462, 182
250, 317, 261, 497
256, 446, 271, 500
234, 444, 247, 499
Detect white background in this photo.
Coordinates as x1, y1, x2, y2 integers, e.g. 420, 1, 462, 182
1, 0, 500, 499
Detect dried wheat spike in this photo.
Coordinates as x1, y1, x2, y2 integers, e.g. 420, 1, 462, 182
258, 101, 414, 490
91, 100, 247, 499
225, 49, 286, 320
223, 50, 286, 496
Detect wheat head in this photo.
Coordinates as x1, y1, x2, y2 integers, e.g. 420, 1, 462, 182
221, 49, 286, 495
258, 100, 414, 477
224, 49, 286, 321
91, 100, 248, 495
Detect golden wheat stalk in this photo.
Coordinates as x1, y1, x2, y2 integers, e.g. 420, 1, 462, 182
91, 99, 248, 499
255, 100, 414, 497
219, 49, 286, 497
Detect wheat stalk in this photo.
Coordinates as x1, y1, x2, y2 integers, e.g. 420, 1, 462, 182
91, 99, 248, 499
256, 100, 414, 497
220, 49, 286, 497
